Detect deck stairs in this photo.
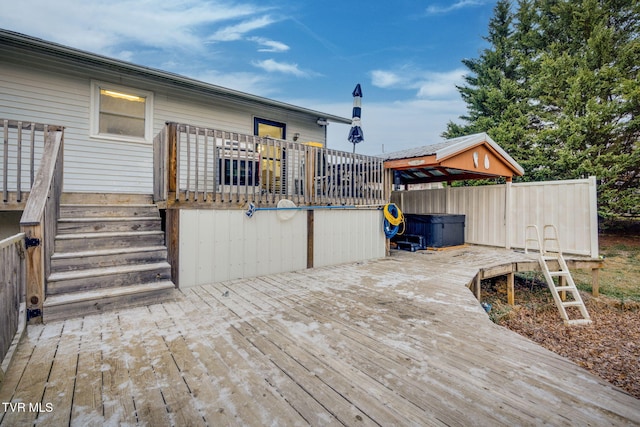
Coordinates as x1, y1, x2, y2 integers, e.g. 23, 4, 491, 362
43, 195, 177, 322
525, 225, 591, 326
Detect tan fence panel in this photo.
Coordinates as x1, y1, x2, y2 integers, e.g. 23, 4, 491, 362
392, 177, 598, 257
313, 209, 386, 268
510, 178, 598, 257
449, 185, 508, 248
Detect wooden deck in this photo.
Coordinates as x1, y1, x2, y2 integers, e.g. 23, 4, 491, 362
1, 246, 638, 426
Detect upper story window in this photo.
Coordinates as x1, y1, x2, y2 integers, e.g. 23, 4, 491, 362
91, 81, 153, 143
254, 117, 286, 139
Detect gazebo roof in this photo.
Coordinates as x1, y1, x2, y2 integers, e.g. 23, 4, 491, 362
383, 133, 524, 183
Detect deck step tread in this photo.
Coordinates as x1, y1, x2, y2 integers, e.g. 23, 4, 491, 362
58, 216, 160, 222
51, 246, 167, 260
60, 203, 156, 207
48, 261, 170, 282
44, 281, 176, 307
55, 230, 164, 240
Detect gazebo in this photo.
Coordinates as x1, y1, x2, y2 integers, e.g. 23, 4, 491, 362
383, 133, 524, 185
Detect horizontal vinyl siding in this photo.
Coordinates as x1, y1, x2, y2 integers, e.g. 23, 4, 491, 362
2, 53, 328, 194
154, 92, 327, 145
0, 61, 153, 193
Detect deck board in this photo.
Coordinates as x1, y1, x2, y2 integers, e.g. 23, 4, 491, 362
1, 246, 638, 426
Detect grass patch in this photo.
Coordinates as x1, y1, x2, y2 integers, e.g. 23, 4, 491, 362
573, 236, 640, 301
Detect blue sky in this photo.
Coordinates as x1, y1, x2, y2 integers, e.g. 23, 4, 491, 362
0, 0, 497, 155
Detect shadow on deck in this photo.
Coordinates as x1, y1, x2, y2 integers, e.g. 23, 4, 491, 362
1, 246, 638, 426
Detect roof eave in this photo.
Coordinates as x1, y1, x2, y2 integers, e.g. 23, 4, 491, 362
435, 132, 524, 176
0, 29, 352, 125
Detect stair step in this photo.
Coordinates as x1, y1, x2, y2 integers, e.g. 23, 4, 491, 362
60, 204, 160, 219
534, 233, 591, 326
562, 301, 585, 307
553, 286, 575, 292
58, 216, 161, 233
55, 230, 165, 252
549, 271, 570, 277
47, 262, 171, 295
51, 246, 168, 272
61, 193, 153, 205
43, 281, 178, 322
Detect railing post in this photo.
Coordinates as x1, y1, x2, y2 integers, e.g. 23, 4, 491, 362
2, 119, 8, 202
153, 125, 167, 202
23, 224, 44, 324
167, 122, 178, 198
20, 126, 64, 323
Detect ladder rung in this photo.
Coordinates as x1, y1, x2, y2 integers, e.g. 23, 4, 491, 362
549, 271, 570, 277
554, 286, 574, 291
542, 256, 558, 261
565, 319, 592, 326
562, 301, 584, 307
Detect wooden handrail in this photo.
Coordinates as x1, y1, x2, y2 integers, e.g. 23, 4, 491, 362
18, 126, 64, 323
20, 128, 63, 224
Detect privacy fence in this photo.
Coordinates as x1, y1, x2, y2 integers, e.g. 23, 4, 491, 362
391, 177, 599, 258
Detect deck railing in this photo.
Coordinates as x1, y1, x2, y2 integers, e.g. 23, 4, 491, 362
1, 120, 49, 203
0, 233, 25, 376
154, 122, 386, 207
19, 124, 64, 323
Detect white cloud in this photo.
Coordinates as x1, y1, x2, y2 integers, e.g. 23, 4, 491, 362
415, 69, 466, 98
0, 0, 269, 53
426, 0, 486, 15
370, 67, 466, 100
371, 70, 402, 88
209, 15, 276, 42
252, 59, 309, 77
248, 37, 290, 52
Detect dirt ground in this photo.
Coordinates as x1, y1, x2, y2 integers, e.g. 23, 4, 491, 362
483, 233, 640, 400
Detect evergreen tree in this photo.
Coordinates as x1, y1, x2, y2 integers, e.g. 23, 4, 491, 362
447, 0, 640, 220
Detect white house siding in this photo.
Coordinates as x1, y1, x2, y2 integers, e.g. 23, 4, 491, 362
154, 91, 327, 146
1, 49, 327, 194
178, 209, 308, 288
313, 209, 386, 268
0, 60, 154, 193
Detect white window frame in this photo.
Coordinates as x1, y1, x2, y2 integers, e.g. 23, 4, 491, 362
90, 80, 154, 143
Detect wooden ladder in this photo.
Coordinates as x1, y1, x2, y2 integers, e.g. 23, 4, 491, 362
525, 225, 591, 326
